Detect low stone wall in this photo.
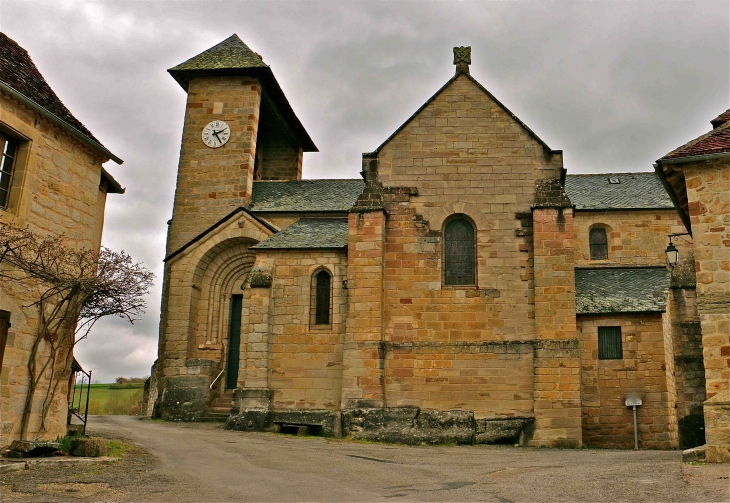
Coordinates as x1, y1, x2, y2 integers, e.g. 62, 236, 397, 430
227, 405, 534, 446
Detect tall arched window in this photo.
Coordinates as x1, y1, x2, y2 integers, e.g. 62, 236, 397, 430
311, 269, 332, 326
443, 217, 476, 286
589, 227, 608, 260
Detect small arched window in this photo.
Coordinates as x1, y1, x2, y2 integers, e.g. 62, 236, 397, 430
311, 269, 332, 326
443, 217, 476, 286
589, 227, 608, 260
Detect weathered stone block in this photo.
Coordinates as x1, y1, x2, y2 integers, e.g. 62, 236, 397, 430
156, 375, 209, 421
70, 437, 108, 457
475, 417, 535, 444
343, 407, 475, 445
3, 440, 61, 458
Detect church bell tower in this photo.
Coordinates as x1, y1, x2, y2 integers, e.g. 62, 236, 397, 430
166, 34, 317, 255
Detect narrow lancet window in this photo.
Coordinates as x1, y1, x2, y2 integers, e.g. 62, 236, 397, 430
589, 227, 608, 260
444, 218, 476, 286
314, 270, 331, 325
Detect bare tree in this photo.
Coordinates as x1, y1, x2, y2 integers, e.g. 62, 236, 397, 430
0, 224, 154, 439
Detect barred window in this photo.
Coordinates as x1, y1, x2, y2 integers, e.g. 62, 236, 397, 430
589, 227, 608, 260
598, 326, 622, 360
444, 217, 476, 286
0, 134, 19, 209
312, 269, 331, 326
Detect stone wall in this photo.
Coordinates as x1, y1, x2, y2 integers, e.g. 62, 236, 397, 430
682, 157, 730, 462
384, 342, 534, 416
375, 74, 564, 345
262, 250, 347, 410
350, 72, 582, 446
341, 209, 386, 408
573, 210, 689, 268
578, 314, 678, 449
531, 207, 582, 447
0, 91, 113, 447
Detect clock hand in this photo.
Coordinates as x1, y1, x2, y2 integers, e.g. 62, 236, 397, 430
212, 130, 222, 143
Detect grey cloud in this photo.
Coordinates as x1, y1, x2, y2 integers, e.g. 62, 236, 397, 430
2, 0, 726, 381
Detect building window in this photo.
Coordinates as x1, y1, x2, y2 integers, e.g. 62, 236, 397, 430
0, 311, 10, 369
589, 227, 608, 260
444, 217, 476, 286
598, 326, 622, 360
311, 269, 331, 326
0, 134, 19, 209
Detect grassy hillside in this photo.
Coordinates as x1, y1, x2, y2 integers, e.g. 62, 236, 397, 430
71, 383, 144, 415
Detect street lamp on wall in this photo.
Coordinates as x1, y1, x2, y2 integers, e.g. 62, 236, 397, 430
665, 238, 679, 268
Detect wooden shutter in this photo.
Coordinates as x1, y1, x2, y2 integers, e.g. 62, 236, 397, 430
598, 326, 622, 359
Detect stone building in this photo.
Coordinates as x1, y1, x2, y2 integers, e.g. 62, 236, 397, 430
655, 110, 730, 462
153, 35, 705, 449
0, 33, 123, 447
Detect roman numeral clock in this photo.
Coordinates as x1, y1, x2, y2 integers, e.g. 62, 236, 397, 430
202, 120, 231, 148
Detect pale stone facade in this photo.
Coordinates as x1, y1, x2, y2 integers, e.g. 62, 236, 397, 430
657, 121, 730, 463
0, 33, 122, 447
153, 36, 707, 450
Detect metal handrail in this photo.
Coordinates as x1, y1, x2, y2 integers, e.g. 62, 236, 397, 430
210, 369, 225, 389
68, 369, 91, 435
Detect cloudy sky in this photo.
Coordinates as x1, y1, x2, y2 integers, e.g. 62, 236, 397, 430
1, 1, 727, 382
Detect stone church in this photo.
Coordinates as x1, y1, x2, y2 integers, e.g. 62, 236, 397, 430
152, 35, 708, 450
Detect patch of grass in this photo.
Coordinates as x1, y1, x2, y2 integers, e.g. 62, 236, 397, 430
72, 384, 144, 415
55, 435, 74, 454
106, 440, 127, 457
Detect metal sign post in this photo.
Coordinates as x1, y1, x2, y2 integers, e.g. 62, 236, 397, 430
625, 397, 642, 450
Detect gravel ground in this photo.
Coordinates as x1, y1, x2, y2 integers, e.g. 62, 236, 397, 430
1, 416, 728, 502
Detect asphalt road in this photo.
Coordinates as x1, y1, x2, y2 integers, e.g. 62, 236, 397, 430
86, 415, 729, 502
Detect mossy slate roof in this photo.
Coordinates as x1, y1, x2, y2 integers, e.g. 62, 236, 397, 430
564, 172, 674, 210
248, 179, 364, 212
169, 34, 268, 72
251, 219, 348, 250
575, 268, 671, 314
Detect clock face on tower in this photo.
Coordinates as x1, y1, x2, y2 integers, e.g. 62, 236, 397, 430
202, 120, 231, 148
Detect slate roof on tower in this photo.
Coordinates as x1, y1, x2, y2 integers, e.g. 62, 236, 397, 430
0, 32, 122, 166
564, 172, 674, 211
168, 34, 317, 152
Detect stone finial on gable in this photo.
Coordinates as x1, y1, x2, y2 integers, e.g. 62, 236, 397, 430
453, 46, 471, 75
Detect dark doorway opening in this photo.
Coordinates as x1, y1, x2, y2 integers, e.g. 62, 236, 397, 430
226, 294, 243, 390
